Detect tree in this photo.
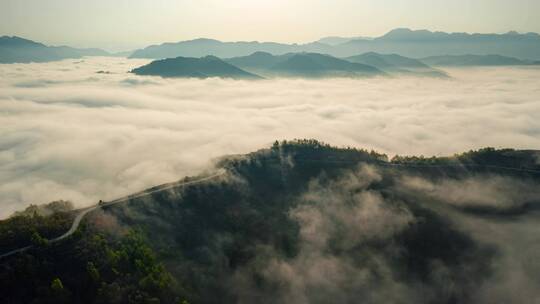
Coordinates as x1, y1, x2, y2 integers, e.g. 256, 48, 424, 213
87, 262, 100, 282
50, 278, 64, 291
30, 231, 49, 247
50, 277, 71, 303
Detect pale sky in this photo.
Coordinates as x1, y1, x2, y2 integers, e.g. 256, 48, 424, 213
1, 0, 540, 51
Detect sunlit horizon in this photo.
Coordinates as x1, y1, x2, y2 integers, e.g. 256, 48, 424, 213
2, 0, 540, 51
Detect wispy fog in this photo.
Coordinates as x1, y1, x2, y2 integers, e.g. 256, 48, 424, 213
226, 164, 540, 304
1, 57, 539, 217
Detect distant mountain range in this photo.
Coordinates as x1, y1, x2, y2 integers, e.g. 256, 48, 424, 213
346, 52, 448, 77
0, 36, 106, 63
316, 36, 373, 45
130, 28, 540, 61
131, 50, 540, 80
0, 36, 126, 63
131, 53, 385, 79
419, 54, 540, 67
129, 38, 331, 60
130, 55, 261, 79
337, 29, 540, 60
226, 52, 384, 78
3, 29, 540, 66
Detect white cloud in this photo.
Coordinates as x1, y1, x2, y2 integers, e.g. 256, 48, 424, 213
399, 174, 540, 210
1, 58, 539, 217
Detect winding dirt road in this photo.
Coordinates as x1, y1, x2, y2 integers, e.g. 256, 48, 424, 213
2, 161, 539, 260
0, 169, 227, 259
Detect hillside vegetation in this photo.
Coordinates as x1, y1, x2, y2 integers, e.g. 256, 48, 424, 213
2, 140, 539, 304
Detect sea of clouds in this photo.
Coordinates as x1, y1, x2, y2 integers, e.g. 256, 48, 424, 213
1, 57, 539, 217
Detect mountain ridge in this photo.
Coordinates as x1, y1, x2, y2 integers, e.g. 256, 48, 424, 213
0, 35, 112, 63
131, 55, 262, 79
3, 28, 540, 64
225, 52, 384, 78
130, 28, 540, 60
346, 52, 448, 77
420, 54, 540, 66
2, 141, 540, 303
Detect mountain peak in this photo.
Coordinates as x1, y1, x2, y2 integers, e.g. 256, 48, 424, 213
201, 55, 221, 60
131, 56, 262, 79
0, 35, 45, 47
190, 38, 221, 43
0, 35, 110, 63
379, 28, 441, 41
250, 51, 273, 57
386, 28, 414, 34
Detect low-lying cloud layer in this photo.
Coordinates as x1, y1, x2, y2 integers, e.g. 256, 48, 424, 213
236, 166, 417, 304
1, 57, 539, 217
226, 164, 540, 304
400, 174, 540, 211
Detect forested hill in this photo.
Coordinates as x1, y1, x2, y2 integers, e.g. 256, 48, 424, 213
1, 140, 540, 304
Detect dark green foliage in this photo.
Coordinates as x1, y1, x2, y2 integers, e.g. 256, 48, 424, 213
86, 261, 100, 282
50, 277, 64, 291
2, 140, 538, 304
30, 231, 49, 247
101, 140, 532, 304
0, 205, 73, 249
391, 147, 540, 174
0, 221, 185, 304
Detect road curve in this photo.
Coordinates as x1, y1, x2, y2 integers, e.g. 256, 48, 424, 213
2, 161, 539, 260
0, 245, 32, 259
0, 169, 227, 260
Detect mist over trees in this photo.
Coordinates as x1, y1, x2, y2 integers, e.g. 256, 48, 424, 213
2, 2, 540, 303
2, 141, 539, 304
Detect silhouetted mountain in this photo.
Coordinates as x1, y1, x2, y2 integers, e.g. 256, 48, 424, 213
225, 51, 284, 70
50, 46, 109, 57
346, 52, 448, 77
132, 52, 382, 79
269, 53, 383, 77
129, 38, 335, 59
317, 36, 372, 45
4, 29, 540, 63
226, 52, 384, 78
129, 29, 540, 61
131, 55, 262, 79
341, 28, 540, 60
420, 54, 540, 66
348, 52, 429, 68
110, 50, 134, 57
0, 36, 111, 63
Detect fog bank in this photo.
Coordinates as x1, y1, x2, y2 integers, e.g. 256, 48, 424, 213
1, 57, 539, 216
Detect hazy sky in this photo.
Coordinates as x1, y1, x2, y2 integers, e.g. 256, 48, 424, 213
1, 0, 540, 51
